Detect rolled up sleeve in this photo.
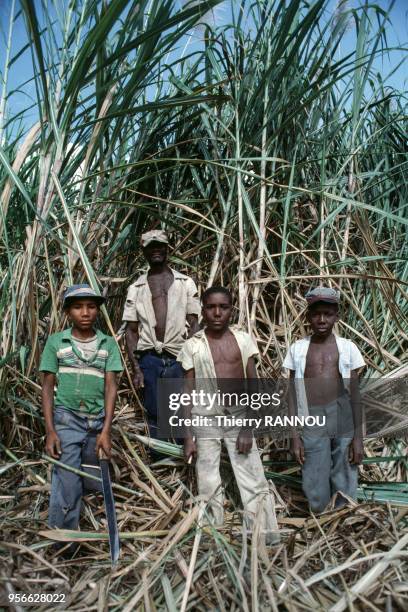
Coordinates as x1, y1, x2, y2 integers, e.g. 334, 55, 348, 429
282, 346, 295, 370
122, 285, 138, 322
350, 342, 365, 370
246, 336, 259, 359
177, 341, 194, 372
186, 278, 200, 316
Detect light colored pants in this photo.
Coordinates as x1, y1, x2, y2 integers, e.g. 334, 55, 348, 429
302, 397, 357, 513
195, 435, 278, 535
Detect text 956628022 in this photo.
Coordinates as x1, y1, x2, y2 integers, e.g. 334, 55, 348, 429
0, 592, 67, 606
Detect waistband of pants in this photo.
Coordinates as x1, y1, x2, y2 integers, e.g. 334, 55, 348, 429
136, 349, 177, 360
55, 405, 105, 420
308, 394, 350, 412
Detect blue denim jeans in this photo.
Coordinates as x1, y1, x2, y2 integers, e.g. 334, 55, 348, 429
139, 352, 183, 439
48, 406, 104, 529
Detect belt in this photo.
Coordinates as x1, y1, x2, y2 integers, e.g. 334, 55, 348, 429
136, 349, 176, 360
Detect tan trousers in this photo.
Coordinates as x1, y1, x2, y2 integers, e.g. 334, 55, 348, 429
195, 435, 278, 535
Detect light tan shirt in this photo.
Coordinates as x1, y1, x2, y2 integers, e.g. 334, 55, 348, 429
122, 268, 200, 356
177, 327, 258, 415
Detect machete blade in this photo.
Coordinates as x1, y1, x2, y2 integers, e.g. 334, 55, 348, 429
99, 457, 120, 565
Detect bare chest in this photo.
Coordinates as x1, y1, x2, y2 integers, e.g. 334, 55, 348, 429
207, 333, 244, 378
147, 273, 174, 300
147, 273, 174, 340
305, 342, 340, 377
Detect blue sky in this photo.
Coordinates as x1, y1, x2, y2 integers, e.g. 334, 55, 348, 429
0, 0, 406, 132
333, 0, 407, 91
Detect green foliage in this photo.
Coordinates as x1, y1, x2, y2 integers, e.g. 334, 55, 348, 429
0, 0, 406, 378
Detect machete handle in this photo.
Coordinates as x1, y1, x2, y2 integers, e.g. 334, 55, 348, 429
98, 448, 109, 461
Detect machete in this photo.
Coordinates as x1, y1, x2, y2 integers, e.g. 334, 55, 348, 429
99, 448, 120, 565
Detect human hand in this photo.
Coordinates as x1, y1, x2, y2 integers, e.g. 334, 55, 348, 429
291, 436, 304, 465
236, 429, 253, 454
349, 437, 364, 464
45, 431, 62, 459
184, 436, 197, 464
132, 369, 144, 389
96, 430, 112, 459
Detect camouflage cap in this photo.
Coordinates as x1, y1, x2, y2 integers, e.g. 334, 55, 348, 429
141, 229, 169, 248
305, 286, 340, 305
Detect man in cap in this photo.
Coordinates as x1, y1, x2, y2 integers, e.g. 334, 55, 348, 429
283, 286, 365, 513
123, 230, 200, 439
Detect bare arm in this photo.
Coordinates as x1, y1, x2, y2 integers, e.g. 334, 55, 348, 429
42, 372, 61, 458
288, 370, 304, 464
236, 357, 257, 454
246, 355, 257, 379
183, 368, 197, 462
349, 368, 364, 464
125, 321, 144, 388
186, 314, 199, 337
96, 371, 118, 459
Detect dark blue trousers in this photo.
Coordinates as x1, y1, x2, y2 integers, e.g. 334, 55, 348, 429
139, 352, 183, 439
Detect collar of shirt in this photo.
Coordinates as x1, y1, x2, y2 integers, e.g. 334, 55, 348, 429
289, 334, 359, 417
191, 325, 243, 341
61, 328, 107, 364
130, 268, 197, 355
132, 267, 189, 286
294, 334, 348, 371
188, 326, 249, 379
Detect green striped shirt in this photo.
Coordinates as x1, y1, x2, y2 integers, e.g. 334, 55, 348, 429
39, 328, 123, 415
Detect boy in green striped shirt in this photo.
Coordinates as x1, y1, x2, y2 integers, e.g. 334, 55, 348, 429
40, 284, 123, 532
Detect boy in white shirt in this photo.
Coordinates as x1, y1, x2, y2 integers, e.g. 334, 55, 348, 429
283, 287, 365, 513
